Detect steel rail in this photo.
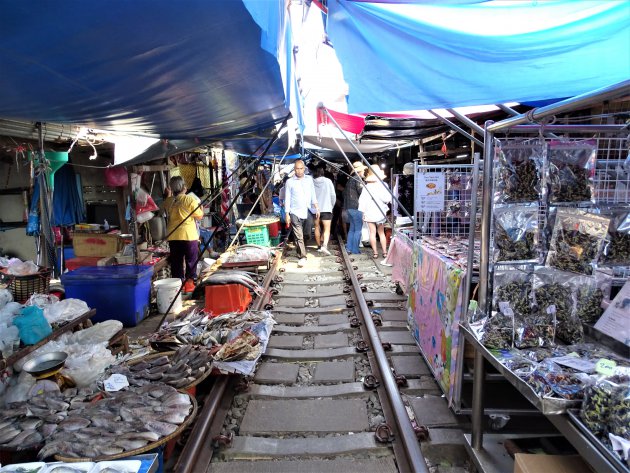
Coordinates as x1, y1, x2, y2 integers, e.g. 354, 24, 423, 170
173, 245, 285, 473
338, 243, 430, 473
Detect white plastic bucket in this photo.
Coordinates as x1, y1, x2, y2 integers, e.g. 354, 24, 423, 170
154, 278, 182, 314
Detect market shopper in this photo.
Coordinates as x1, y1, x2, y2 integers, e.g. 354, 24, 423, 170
343, 161, 366, 254
284, 159, 319, 267
162, 176, 204, 293
312, 163, 336, 255
358, 164, 390, 260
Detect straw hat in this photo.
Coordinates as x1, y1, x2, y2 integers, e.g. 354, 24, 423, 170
365, 164, 386, 182
352, 161, 367, 173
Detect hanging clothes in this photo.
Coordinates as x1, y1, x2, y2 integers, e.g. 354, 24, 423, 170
52, 164, 85, 226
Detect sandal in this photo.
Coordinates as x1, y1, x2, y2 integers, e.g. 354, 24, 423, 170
372, 253, 379, 259
382, 252, 388, 258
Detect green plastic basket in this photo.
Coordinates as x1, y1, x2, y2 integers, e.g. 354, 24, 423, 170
244, 225, 270, 246
270, 236, 281, 246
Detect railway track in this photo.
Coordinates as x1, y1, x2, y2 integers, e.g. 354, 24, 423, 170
181, 240, 471, 473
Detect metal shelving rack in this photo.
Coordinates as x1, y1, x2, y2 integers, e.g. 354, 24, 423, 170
464, 79, 630, 473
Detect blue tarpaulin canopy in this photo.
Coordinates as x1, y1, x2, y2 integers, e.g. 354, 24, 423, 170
327, 0, 630, 113
0, 1, 289, 144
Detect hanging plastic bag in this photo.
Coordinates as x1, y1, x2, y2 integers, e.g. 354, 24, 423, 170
601, 209, 630, 265
546, 209, 610, 275
494, 140, 543, 204
533, 268, 578, 344
547, 139, 597, 204
0, 288, 13, 309
135, 188, 159, 214
565, 271, 612, 325
13, 306, 52, 345
104, 166, 128, 187
493, 204, 540, 263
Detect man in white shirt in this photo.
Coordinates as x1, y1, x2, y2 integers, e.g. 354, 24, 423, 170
312, 163, 336, 255
285, 159, 319, 267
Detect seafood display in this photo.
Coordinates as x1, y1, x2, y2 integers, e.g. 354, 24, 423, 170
107, 346, 211, 389
0, 383, 193, 460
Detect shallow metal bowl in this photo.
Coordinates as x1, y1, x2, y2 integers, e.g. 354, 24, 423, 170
23, 351, 68, 377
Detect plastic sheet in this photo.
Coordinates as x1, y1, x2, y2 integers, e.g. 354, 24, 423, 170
0, 289, 13, 308
43, 298, 90, 325
13, 306, 52, 345
7, 260, 39, 276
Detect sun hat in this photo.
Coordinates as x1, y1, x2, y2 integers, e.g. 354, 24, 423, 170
352, 161, 367, 173
365, 164, 386, 182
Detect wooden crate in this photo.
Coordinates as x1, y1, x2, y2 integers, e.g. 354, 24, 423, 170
72, 232, 122, 257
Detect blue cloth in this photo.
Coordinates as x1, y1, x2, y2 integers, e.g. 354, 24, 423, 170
346, 209, 363, 254
284, 175, 318, 220
328, 0, 630, 112
52, 164, 85, 226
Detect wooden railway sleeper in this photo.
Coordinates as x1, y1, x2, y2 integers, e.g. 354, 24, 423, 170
374, 423, 396, 443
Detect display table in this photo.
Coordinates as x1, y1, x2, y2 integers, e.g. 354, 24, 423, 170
404, 235, 468, 403
461, 324, 629, 473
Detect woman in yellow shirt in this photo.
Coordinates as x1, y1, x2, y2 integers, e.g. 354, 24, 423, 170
162, 176, 204, 293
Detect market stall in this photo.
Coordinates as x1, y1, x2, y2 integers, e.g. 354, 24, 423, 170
463, 82, 630, 473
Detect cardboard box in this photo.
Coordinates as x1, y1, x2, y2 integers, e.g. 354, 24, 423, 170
73, 232, 122, 257
514, 454, 593, 473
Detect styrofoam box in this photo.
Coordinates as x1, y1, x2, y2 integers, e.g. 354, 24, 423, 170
89, 460, 142, 473
0, 462, 46, 473
44, 462, 94, 473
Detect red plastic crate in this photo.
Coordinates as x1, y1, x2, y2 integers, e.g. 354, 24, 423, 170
205, 283, 252, 316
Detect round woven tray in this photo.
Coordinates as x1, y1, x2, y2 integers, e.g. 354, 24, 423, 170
125, 350, 214, 391
54, 394, 197, 462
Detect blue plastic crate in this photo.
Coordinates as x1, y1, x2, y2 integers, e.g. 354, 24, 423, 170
61, 265, 154, 327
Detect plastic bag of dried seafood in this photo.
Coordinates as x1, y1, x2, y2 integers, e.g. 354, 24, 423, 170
546, 208, 610, 275
477, 312, 514, 350
446, 171, 472, 191
609, 378, 630, 459
601, 209, 630, 266
493, 140, 544, 204
493, 204, 540, 263
564, 271, 612, 325
547, 139, 597, 204
526, 359, 590, 400
581, 375, 629, 438
493, 348, 537, 375
492, 268, 534, 316
533, 268, 581, 344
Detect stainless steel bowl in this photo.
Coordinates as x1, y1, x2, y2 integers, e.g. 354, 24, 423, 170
23, 351, 68, 377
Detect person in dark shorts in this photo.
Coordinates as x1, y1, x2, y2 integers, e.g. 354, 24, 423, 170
312, 163, 336, 255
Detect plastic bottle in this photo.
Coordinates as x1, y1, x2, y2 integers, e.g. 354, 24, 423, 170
103, 219, 110, 231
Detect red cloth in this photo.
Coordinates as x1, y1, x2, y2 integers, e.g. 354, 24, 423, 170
65, 257, 102, 271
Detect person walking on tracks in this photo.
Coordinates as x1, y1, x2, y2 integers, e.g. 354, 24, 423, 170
358, 164, 390, 260
343, 161, 366, 254
285, 159, 320, 267
312, 163, 336, 256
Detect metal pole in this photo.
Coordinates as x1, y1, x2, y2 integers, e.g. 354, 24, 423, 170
488, 80, 630, 132
339, 243, 430, 473
478, 122, 495, 311
463, 152, 480, 315
496, 104, 519, 117
427, 110, 484, 148
471, 349, 486, 450
445, 109, 485, 137
320, 106, 413, 219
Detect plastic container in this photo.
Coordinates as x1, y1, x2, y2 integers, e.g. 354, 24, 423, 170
205, 283, 251, 316
0, 463, 46, 473
244, 225, 270, 246
61, 265, 153, 327
43, 462, 94, 473
270, 236, 281, 246
267, 221, 280, 237
90, 460, 142, 473
154, 278, 182, 314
